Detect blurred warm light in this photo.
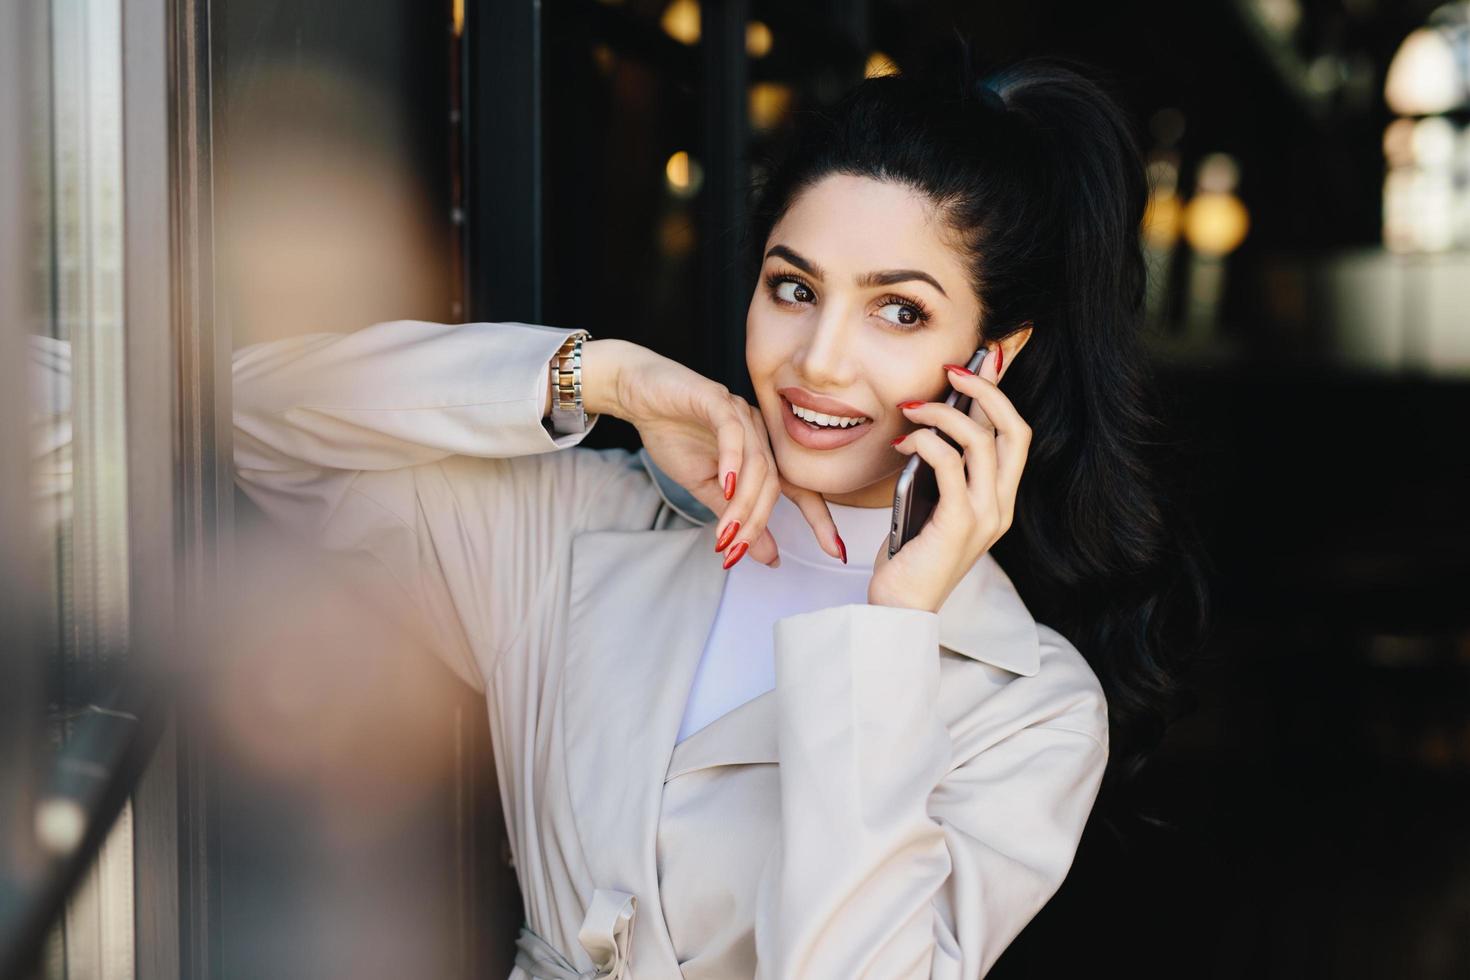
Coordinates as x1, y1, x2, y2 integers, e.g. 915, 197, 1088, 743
865, 51, 899, 78
1194, 152, 1240, 195
1143, 187, 1183, 249
452, 0, 464, 37
659, 211, 697, 257
749, 82, 793, 131
1183, 154, 1249, 257
746, 20, 773, 58
1382, 2, 1470, 257
1385, 26, 1466, 116
662, 0, 700, 46
1383, 117, 1463, 253
1382, 116, 1416, 168
592, 42, 616, 76
1183, 193, 1250, 258
1411, 113, 1459, 165
665, 150, 703, 198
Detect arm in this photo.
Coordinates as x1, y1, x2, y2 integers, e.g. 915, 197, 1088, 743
232, 319, 656, 691
753, 605, 1108, 979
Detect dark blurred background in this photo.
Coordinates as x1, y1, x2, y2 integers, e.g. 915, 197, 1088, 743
6, 0, 1468, 978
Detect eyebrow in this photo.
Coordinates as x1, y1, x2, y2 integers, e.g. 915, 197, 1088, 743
764, 244, 949, 299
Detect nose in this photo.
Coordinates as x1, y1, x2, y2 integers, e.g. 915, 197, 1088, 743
793, 303, 858, 390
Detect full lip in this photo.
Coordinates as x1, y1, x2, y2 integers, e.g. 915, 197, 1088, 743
776, 386, 871, 421
777, 393, 875, 451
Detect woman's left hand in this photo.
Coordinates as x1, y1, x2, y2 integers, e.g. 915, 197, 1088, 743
867, 345, 1032, 612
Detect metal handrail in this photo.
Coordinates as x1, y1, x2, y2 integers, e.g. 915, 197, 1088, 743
0, 667, 172, 980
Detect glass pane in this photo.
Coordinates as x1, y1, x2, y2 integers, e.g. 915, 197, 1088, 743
26, 0, 135, 975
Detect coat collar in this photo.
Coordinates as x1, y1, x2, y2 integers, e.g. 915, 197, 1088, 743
636, 447, 1040, 677
558, 453, 1042, 975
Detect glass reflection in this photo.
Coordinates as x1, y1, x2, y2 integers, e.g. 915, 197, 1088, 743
27, 0, 135, 975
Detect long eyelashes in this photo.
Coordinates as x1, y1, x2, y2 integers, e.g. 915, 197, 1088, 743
762, 271, 934, 330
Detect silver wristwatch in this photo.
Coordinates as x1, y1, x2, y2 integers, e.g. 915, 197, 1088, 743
545, 329, 594, 437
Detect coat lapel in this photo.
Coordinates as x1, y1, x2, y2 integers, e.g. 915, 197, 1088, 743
561, 521, 726, 977
558, 451, 1041, 975
633, 446, 1041, 677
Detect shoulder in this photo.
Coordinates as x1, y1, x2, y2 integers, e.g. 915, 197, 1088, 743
1032, 623, 1109, 750
940, 621, 1109, 759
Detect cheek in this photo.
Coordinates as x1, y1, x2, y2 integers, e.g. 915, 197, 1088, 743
743, 310, 788, 377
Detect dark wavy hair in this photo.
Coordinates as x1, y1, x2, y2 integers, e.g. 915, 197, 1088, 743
743, 42, 1213, 828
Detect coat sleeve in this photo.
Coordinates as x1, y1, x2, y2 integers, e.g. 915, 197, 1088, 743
232, 318, 657, 692
753, 603, 1108, 980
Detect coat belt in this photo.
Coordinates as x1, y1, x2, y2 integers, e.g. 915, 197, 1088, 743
514, 888, 638, 979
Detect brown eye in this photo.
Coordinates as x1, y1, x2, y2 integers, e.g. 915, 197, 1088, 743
777, 281, 811, 304
877, 302, 923, 327
874, 294, 932, 330
766, 273, 816, 306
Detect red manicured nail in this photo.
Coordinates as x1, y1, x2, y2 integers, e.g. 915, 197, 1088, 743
722, 540, 749, 569
890, 434, 906, 446
898, 400, 925, 410
723, 470, 736, 500
943, 363, 975, 376
994, 346, 1003, 374
835, 531, 847, 564
715, 519, 740, 552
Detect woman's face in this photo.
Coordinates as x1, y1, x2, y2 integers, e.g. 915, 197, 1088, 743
746, 173, 986, 508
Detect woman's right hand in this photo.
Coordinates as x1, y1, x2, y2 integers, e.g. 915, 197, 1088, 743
603, 341, 841, 569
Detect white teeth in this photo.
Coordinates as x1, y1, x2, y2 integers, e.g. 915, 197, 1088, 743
790, 401, 868, 428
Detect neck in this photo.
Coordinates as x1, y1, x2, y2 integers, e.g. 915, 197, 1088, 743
817, 469, 901, 509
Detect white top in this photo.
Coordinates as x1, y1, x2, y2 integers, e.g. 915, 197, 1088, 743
675, 493, 894, 743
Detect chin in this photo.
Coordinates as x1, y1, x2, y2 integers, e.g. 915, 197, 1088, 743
771, 445, 875, 495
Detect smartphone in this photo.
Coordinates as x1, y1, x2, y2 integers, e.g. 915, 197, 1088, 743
888, 345, 990, 559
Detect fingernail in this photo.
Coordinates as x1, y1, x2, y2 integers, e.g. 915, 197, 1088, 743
722, 540, 749, 569
943, 363, 975, 376
835, 531, 847, 564
715, 519, 740, 552
897, 400, 925, 410
994, 346, 1004, 374
724, 471, 736, 500
890, 434, 906, 446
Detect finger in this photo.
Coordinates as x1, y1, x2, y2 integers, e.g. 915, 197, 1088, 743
898, 398, 995, 454
979, 343, 1001, 383
745, 399, 843, 562
710, 395, 747, 504
898, 398, 997, 498
892, 428, 971, 525
944, 356, 1027, 433
741, 402, 787, 566
758, 455, 793, 564
943, 365, 1031, 503
739, 401, 786, 567
715, 411, 772, 565
782, 478, 843, 562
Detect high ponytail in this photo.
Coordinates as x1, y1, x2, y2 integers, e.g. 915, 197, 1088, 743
746, 44, 1214, 826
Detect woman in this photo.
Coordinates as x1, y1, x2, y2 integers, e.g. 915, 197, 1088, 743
233, 51, 1209, 980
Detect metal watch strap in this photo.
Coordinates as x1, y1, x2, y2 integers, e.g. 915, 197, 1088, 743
546, 329, 594, 436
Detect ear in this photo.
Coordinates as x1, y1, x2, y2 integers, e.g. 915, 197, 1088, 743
995, 321, 1033, 382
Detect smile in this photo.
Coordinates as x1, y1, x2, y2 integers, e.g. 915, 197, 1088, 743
779, 395, 875, 450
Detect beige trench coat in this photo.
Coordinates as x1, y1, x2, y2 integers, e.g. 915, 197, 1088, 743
232, 319, 1110, 979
